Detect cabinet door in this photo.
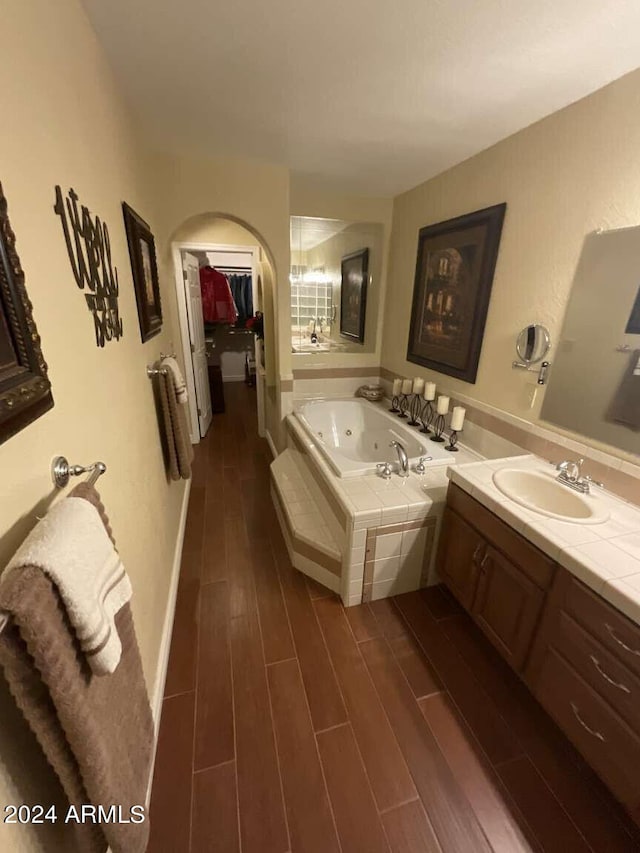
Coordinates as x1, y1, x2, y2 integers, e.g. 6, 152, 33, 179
436, 508, 485, 610
472, 546, 544, 671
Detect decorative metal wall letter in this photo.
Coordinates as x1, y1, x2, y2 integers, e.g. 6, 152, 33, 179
54, 186, 123, 347
0, 182, 54, 444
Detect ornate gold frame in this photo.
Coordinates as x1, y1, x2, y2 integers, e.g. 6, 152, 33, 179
0, 182, 53, 443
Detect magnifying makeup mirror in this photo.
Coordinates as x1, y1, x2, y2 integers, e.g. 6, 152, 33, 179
513, 324, 551, 384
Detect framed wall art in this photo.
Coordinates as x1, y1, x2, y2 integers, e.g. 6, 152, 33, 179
625, 284, 640, 334
122, 202, 162, 342
0, 182, 54, 444
407, 203, 506, 383
340, 248, 369, 343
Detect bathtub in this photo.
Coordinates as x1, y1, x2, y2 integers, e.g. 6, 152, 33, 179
295, 398, 456, 477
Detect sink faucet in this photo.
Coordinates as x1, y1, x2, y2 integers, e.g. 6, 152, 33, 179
389, 440, 409, 478
556, 458, 603, 494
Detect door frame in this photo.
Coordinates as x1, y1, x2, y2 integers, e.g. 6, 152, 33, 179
171, 241, 261, 444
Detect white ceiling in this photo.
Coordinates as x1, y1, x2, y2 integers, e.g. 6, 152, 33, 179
82, 0, 640, 196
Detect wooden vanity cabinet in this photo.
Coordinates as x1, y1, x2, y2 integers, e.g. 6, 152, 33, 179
436, 507, 485, 610
472, 545, 545, 670
437, 484, 555, 671
437, 481, 640, 815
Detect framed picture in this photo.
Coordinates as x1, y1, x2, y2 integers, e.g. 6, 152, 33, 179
122, 202, 162, 342
0, 182, 54, 444
625, 285, 640, 334
340, 248, 369, 343
407, 203, 506, 383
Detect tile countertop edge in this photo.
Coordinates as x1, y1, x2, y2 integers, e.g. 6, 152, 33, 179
447, 456, 640, 628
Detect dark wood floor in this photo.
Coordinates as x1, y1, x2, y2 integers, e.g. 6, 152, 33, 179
147, 383, 640, 852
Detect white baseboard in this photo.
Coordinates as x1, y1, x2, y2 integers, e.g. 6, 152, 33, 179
145, 478, 192, 804
266, 429, 278, 459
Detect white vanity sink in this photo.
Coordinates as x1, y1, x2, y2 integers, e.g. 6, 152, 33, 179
492, 468, 610, 524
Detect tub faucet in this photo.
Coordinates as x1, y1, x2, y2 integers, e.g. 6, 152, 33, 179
389, 440, 409, 478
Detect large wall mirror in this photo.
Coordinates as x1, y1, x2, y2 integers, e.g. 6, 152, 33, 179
290, 217, 383, 354
541, 227, 640, 457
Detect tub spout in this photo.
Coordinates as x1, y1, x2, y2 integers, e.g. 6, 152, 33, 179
389, 440, 409, 477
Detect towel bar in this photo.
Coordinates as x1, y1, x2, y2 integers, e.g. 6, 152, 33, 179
0, 457, 107, 634
52, 457, 107, 489
147, 366, 168, 377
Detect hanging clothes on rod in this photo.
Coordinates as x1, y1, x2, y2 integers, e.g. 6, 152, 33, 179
228, 273, 253, 323
199, 265, 238, 324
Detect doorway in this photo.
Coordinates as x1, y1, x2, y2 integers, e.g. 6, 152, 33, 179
172, 241, 264, 443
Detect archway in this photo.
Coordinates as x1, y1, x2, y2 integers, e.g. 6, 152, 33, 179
168, 213, 278, 446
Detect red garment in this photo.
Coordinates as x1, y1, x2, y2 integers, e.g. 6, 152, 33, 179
199, 266, 238, 324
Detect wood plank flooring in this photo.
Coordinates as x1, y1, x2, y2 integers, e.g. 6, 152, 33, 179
147, 383, 640, 852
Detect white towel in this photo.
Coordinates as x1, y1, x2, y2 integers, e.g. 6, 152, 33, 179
4, 498, 132, 676
162, 356, 188, 405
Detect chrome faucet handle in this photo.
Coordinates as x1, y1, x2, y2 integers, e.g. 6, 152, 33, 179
376, 462, 392, 480
583, 475, 604, 488
414, 456, 432, 475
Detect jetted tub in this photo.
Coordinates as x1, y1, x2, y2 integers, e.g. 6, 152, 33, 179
295, 398, 456, 477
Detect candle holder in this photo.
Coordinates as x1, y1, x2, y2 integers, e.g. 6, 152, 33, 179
408, 393, 422, 426
419, 400, 434, 433
430, 413, 446, 442
389, 395, 400, 413
397, 393, 410, 418
445, 429, 461, 451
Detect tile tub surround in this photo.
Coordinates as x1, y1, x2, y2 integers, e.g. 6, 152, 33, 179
448, 455, 640, 626
271, 413, 482, 605
379, 368, 640, 507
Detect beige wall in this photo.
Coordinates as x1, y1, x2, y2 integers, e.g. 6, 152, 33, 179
0, 2, 188, 849
290, 181, 393, 370
382, 68, 640, 462
148, 150, 291, 385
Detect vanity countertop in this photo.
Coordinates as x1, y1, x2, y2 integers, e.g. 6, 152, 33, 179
448, 455, 640, 626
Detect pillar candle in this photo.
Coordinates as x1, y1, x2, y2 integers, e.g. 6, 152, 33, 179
401, 379, 413, 395
392, 378, 402, 396
436, 395, 450, 415
423, 381, 436, 401
450, 406, 466, 431
412, 377, 425, 394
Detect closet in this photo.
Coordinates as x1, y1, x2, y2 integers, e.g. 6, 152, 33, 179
201, 249, 257, 383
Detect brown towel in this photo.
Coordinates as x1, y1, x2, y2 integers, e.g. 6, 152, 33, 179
0, 484, 153, 853
607, 349, 640, 431
157, 368, 194, 480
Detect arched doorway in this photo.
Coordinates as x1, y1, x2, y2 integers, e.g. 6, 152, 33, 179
169, 213, 277, 443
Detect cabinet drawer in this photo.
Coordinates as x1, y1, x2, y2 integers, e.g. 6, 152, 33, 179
560, 574, 640, 680
546, 611, 640, 732
534, 648, 640, 807
447, 483, 555, 589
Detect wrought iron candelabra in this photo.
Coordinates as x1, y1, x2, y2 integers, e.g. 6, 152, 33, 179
431, 413, 446, 442
408, 393, 422, 426
445, 429, 461, 451
397, 393, 410, 418
419, 400, 435, 433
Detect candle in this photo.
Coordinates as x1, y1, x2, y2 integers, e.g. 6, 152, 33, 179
436, 395, 450, 415
401, 379, 413, 395
423, 381, 436, 401
450, 406, 466, 431
392, 378, 402, 396
412, 377, 425, 395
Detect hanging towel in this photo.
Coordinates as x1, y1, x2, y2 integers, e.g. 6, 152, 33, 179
199, 266, 238, 324
0, 483, 153, 853
161, 355, 188, 404
157, 364, 194, 480
607, 349, 640, 431
3, 497, 131, 676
